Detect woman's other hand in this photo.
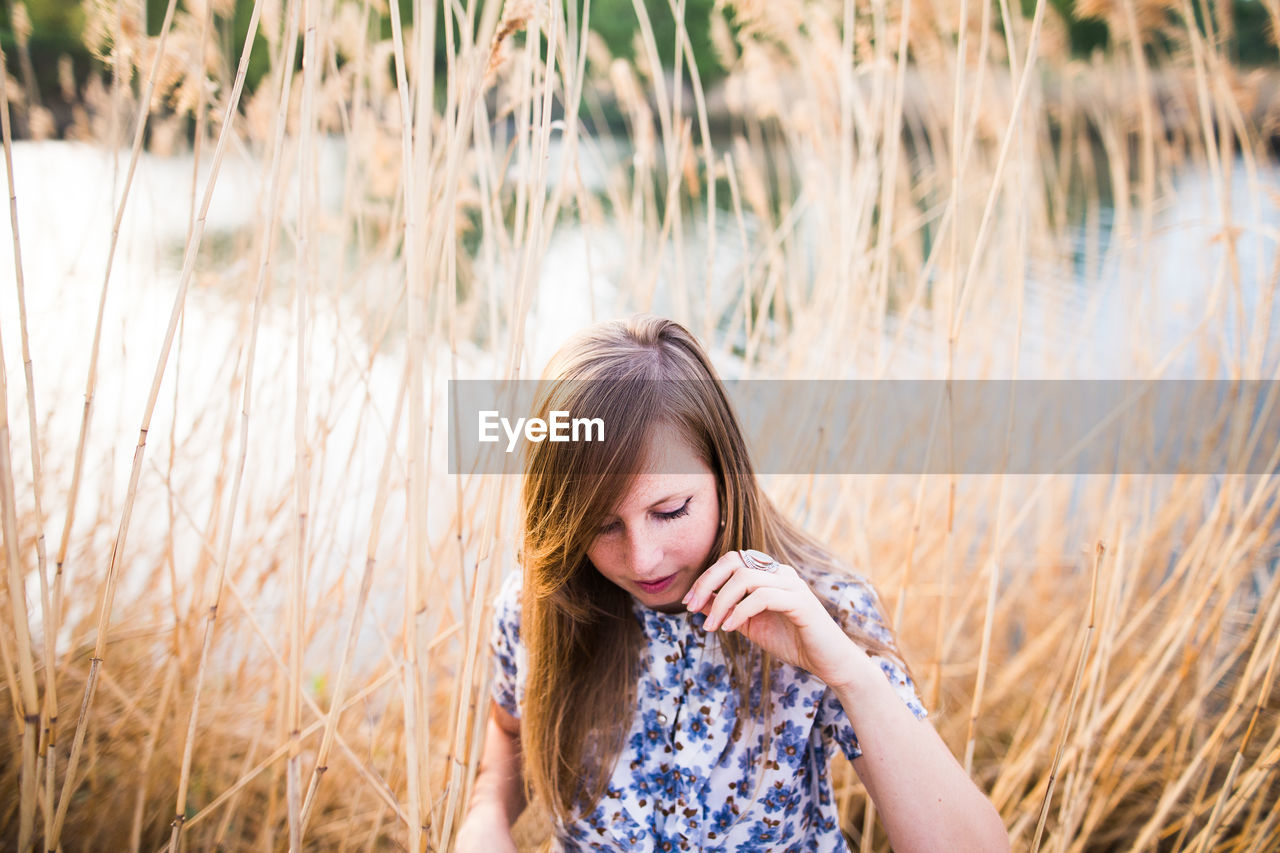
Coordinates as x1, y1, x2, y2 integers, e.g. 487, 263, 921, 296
681, 551, 878, 690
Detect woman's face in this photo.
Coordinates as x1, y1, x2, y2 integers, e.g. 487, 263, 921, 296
586, 422, 721, 613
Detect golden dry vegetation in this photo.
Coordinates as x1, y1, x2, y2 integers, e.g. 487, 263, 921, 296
1, 0, 1279, 850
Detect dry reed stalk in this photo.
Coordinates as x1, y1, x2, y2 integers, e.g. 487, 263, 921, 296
299, 369, 408, 830
212, 722, 267, 845
1173, 504, 1280, 821
183, 0, 214, 251
1078, 609, 1222, 822
214, 574, 409, 824
160, 666, 402, 844
931, 390, 956, 713
167, 0, 302, 846
128, 657, 177, 852
1197, 741, 1280, 848
8, 5, 38, 120
962, 553, 1000, 775
1058, 524, 1124, 847
454, 446, 521, 817
287, 0, 323, 843
32, 0, 188, 842
444, 460, 494, 841
0, 208, 37, 853
0, 41, 43, 853
867, 0, 913, 374
161, 322, 183, 660
1058, 523, 1125, 848
1114, 488, 1280, 846
1192, 595, 1280, 850
384, 0, 425, 846
435, 6, 547, 834
1120, 0, 1159, 270
962, 126, 1031, 773
1129, 585, 1280, 846
949, 0, 1047, 340
0, 610, 20, 722
439, 3, 510, 844
623, 0, 688, 315
1031, 541, 1103, 852
937, 545, 1007, 662
432, 3, 512, 814
721, 149, 752, 343
54, 0, 183, 607
50, 0, 269, 845
857, 795, 876, 853
553, 0, 606, 325
666, 0, 692, 322
7, 0, 1280, 847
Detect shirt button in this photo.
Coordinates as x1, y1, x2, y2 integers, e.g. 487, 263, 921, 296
658, 712, 668, 725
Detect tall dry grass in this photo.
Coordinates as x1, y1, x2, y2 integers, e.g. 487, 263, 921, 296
1, 0, 1279, 849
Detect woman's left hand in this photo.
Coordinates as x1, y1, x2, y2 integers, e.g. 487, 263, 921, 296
682, 551, 872, 690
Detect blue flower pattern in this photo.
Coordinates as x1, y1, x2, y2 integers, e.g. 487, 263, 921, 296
488, 571, 928, 851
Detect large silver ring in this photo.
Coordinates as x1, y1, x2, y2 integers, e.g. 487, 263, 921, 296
739, 548, 780, 573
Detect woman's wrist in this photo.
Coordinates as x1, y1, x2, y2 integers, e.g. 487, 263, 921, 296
820, 633, 882, 695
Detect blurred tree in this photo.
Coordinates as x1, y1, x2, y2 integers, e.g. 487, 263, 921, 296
1055, 0, 1276, 64
1, 0, 92, 101
1, 0, 1273, 138
586, 0, 724, 81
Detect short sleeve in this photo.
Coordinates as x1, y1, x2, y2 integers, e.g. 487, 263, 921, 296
815, 573, 928, 762
489, 571, 525, 719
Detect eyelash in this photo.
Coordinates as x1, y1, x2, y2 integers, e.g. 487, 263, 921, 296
598, 499, 691, 534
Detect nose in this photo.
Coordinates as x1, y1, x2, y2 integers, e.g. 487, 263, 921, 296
625, 528, 664, 577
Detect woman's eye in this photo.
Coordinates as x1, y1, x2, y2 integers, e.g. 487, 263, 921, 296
598, 499, 691, 534
658, 499, 692, 522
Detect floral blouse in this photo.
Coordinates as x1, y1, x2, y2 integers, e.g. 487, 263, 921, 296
488, 570, 928, 852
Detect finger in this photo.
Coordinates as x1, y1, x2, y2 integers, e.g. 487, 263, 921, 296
770, 561, 797, 581
704, 568, 784, 631
682, 551, 744, 610
701, 570, 752, 631
722, 587, 790, 632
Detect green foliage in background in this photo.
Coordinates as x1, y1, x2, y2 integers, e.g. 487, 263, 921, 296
1, 0, 91, 97
1048, 0, 1278, 64
1, 0, 1276, 122
588, 0, 722, 78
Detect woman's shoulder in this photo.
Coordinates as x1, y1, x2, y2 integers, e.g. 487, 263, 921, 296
494, 567, 523, 605
488, 570, 527, 718
490, 570, 524, 642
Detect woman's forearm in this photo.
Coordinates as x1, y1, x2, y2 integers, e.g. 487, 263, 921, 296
830, 654, 1010, 852
467, 711, 527, 825
456, 710, 525, 853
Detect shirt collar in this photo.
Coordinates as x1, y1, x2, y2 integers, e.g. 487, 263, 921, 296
630, 598, 708, 640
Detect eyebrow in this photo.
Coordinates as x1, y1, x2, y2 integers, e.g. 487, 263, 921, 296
646, 492, 688, 509
606, 492, 689, 518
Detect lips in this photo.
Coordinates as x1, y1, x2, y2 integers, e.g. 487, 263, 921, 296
636, 573, 678, 594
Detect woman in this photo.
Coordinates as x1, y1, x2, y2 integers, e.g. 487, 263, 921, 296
457, 315, 1008, 851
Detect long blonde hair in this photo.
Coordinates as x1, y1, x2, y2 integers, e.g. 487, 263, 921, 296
518, 314, 907, 826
